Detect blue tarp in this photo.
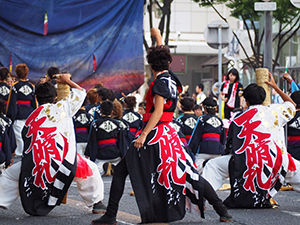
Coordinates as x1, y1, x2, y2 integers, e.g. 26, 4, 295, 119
0, 0, 144, 97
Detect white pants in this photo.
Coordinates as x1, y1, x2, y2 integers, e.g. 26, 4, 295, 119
95, 157, 121, 175
76, 142, 87, 156
202, 154, 231, 191
202, 154, 300, 193
0, 158, 104, 209
195, 153, 221, 174
13, 119, 26, 157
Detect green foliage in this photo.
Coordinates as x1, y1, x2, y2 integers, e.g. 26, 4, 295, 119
193, 0, 300, 24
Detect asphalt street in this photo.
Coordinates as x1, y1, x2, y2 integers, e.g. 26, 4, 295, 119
1, 175, 300, 225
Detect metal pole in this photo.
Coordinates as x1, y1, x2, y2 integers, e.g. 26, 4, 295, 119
263, 10, 273, 73
218, 26, 222, 117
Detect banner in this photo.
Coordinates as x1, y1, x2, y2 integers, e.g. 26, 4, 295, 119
0, 0, 144, 97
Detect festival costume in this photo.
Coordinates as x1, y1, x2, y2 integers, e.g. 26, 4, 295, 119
203, 102, 300, 208
189, 114, 225, 173
0, 114, 16, 155
93, 105, 102, 121
0, 124, 13, 173
122, 109, 143, 136
0, 88, 104, 215
0, 82, 10, 104
176, 113, 198, 143
85, 116, 125, 174
95, 71, 230, 224
6, 80, 37, 156
287, 111, 300, 160
221, 81, 243, 119
73, 108, 93, 156
85, 103, 99, 119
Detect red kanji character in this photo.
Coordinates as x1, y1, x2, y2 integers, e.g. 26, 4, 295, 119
149, 124, 186, 189
24, 106, 68, 189
234, 108, 282, 193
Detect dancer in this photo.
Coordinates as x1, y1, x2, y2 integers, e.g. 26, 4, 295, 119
176, 97, 198, 143
0, 74, 105, 216
202, 73, 300, 208
91, 28, 231, 225
189, 97, 225, 174
286, 91, 300, 160
85, 100, 124, 175
6, 64, 37, 157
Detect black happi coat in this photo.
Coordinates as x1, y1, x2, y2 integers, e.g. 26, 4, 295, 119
6, 80, 37, 121
189, 114, 225, 155
73, 108, 93, 143
287, 111, 300, 160
85, 116, 125, 161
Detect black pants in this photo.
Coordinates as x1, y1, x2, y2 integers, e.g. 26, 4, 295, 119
224, 106, 233, 119
104, 156, 228, 219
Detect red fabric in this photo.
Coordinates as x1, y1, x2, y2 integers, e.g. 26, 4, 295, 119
288, 153, 297, 172
130, 128, 137, 132
75, 127, 88, 132
185, 135, 191, 140
288, 136, 300, 141
202, 133, 220, 139
98, 138, 117, 145
75, 153, 93, 179
93, 54, 97, 72
17, 100, 31, 104
143, 112, 174, 122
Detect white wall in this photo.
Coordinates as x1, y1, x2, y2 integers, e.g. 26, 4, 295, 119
144, 0, 239, 55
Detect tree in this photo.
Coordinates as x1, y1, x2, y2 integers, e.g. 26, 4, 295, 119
193, 0, 300, 71
143, 0, 173, 50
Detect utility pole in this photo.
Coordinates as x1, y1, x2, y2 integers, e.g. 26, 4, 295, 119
254, 0, 276, 73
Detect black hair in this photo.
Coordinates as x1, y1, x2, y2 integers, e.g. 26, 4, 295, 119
47, 67, 60, 79
35, 82, 57, 105
180, 97, 195, 112
193, 104, 201, 110
243, 83, 265, 106
0, 99, 6, 114
97, 87, 115, 102
0, 67, 9, 81
202, 97, 217, 115
147, 45, 172, 72
124, 96, 136, 110
226, 68, 240, 82
197, 83, 204, 91
100, 100, 114, 116
291, 91, 300, 109
139, 101, 146, 109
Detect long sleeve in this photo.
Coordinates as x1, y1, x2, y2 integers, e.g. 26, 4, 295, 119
84, 122, 98, 161
6, 88, 17, 121
188, 118, 203, 155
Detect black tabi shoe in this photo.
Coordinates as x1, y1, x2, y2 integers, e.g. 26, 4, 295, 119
92, 201, 107, 214
220, 212, 232, 222
91, 214, 117, 225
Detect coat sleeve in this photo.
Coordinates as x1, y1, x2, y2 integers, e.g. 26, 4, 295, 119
84, 122, 98, 161
117, 126, 126, 157
6, 87, 17, 121
188, 117, 203, 155
3, 130, 12, 168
